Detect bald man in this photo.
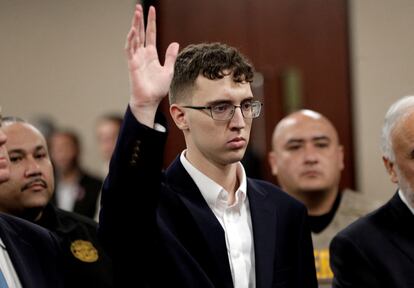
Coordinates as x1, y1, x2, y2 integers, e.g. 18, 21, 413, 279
0, 118, 113, 287
0, 113, 63, 287
268, 109, 377, 287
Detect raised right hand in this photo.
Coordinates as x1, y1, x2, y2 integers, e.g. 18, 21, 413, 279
125, 5, 179, 127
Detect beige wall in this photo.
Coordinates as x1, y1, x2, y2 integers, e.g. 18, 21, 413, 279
1, 0, 414, 201
0, 0, 135, 175
350, 0, 414, 202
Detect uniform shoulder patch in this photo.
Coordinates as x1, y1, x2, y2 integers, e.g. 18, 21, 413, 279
70, 240, 99, 263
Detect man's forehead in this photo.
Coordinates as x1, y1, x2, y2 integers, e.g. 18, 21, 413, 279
3, 123, 47, 150
281, 118, 333, 136
274, 115, 339, 148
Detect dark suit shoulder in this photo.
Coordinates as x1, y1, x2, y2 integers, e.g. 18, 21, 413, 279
333, 199, 388, 243
0, 212, 57, 243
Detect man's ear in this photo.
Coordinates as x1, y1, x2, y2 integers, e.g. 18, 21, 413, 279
268, 151, 279, 176
338, 145, 345, 171
383, 156, 398, 184
170, 104, 188, 130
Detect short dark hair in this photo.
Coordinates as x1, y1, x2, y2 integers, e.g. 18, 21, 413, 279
169, 43, 254, 104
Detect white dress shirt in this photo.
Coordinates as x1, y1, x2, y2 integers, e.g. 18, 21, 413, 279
180, 151, 256, 288
0, 238, 22, 288
398, 188, 414, 215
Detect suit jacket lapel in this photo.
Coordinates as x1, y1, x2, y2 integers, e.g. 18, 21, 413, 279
386, 192, 414, 264
165, 158, 233, 286
247, 180, 277, 288
0, 217, 39, 288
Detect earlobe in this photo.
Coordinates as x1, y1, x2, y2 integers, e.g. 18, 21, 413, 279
382, 157, 398, 184
170, 104, 188, 130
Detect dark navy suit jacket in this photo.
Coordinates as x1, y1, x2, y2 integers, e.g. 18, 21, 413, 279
98, 107, 317, 287
0, 213, 63, 288
330, 192, 414, 288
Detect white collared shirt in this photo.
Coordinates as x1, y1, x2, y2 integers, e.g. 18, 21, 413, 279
398, 189, 414, 215
0, 238, 22, 288
180, 151, 256, 288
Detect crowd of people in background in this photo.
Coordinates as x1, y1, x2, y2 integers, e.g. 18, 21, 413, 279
1, 3, 414, 288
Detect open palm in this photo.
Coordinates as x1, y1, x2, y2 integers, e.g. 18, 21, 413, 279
125, 5, 179, 123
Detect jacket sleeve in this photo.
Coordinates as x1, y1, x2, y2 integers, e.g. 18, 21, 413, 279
97, 105, 167, 256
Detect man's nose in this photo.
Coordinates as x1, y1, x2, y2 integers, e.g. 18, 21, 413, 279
25, 158, 42, 177
229, 107, 246, 128
303, 145, 318, 164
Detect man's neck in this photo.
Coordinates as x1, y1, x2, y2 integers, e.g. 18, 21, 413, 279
296, 188, 339, 216
184, 150, 240, 201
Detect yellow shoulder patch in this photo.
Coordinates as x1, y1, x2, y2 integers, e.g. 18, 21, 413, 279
70, 240, 99, 263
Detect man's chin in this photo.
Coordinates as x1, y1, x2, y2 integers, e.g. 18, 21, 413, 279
22, 204, 47, 221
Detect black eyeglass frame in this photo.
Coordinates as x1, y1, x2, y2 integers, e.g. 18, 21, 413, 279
182, 100, 263, 121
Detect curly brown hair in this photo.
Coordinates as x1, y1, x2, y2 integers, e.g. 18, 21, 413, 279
169, 43, 254, 104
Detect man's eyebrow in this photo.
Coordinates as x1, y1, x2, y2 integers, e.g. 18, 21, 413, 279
9, 145, 45, 154
34, 145, 47, 152
286, 138, 304, 145
205, 96, 254, 106
8, 148, 24, 155
312, 136, 331, 142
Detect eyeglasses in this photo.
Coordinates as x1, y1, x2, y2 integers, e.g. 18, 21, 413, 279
182, 100, 263, 121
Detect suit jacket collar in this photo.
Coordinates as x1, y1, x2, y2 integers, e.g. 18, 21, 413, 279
247, 179, 277, 288
165, 157, 233, 286
165, 157, 277, 288
0, 215, 43, 288
383, 192, 414, 264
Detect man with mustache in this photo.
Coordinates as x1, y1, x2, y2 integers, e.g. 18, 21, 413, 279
330, 95, 414, 287
0, 117, 113, 288
268, 109, 377, 287
0, 112, 63, 287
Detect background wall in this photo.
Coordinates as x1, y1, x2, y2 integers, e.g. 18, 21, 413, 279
1, 0, 414, 203
0, 0, 134, 176
350, 0, 414, 202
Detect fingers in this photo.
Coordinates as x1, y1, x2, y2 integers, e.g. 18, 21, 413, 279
124, 5, 144, 58
164, 42, 180, 69
138, 5, 145, 47
124, 27, 136, 59
145, 6, 156, 47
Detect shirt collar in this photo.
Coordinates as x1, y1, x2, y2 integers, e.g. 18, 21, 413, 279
398, 188, 414, 215
180, 150, 247, 209
0, 238, 6, 250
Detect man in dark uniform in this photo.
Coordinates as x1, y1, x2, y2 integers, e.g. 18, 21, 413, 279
0, 113, 63, 288
0, 117, 113, 288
